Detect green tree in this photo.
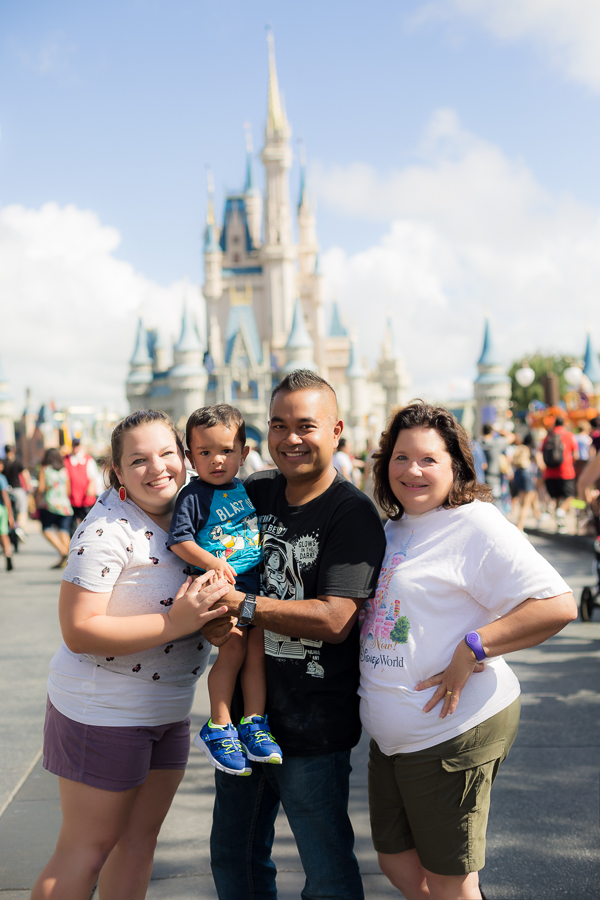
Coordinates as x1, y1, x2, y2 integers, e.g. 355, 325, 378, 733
390, 615, 411, 644
508, 354, 578, 414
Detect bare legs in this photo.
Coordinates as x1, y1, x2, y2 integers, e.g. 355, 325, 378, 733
208, 626, 266, 724
377, 850, 482, 900
30, 769, 183, 900
41, 527, 70, 564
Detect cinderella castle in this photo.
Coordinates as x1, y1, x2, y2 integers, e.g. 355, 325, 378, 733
125, 35, 410, 450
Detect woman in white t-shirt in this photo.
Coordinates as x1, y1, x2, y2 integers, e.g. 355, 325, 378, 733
31, 410, 230, 900
359, 401, 576, 900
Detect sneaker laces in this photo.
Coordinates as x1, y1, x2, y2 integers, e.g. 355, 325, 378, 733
218, 736, 243, 756
248, 727, 276, 745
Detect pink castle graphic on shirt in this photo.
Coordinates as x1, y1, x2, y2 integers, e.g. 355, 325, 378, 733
359, 533, 414, 646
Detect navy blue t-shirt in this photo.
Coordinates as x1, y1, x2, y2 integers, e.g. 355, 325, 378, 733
167, 477, 262, 591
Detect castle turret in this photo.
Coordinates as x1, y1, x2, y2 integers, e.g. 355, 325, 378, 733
345, 335, 369, 450
127, 318, 154, 411
473, 318, 511, 435
281, 298, 318, 375
376, 317, 411, 411
260, 31, 296, 355
583, 332, 600, 396
297, 150, 318, 277
169, 298, 207, 425
243, 125, 263, 249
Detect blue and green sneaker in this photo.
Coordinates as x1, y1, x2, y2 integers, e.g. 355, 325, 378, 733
238, 715, 283, 764
194, 721, 252, 776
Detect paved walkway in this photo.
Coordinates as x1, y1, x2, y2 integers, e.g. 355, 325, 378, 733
0, 531, 598, 899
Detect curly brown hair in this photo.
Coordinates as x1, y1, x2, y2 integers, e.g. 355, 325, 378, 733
372, 400, 491, 520
104, 409, 185, 490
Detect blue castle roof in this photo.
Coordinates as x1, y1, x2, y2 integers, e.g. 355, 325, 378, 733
225, 304, 263, 365
583, 332, 600, 384
130, 318, 153, 367
220, 197, 254, 254
329, 302, 347, 338
174, 300, 202, 354
285, 299, 313, 351
477, 319, 501, 367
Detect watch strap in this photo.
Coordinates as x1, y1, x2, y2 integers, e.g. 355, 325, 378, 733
465, 630, 487, 662
239, 593, 257, 626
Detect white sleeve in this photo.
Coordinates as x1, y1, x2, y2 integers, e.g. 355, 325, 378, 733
63, 518, 129, 592
467, 507, 571, 615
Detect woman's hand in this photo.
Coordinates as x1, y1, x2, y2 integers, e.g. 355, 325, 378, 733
166, 571, 229, 639
415, 642, 484, 718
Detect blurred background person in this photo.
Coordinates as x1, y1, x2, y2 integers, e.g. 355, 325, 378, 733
239, 438, 265, 479
3, 443, 30, 542
511, 432, 538, 532
541, 416, 578, 533
0, 457, 15, 571
36, 448, 73, 568
64, 438, 98, 530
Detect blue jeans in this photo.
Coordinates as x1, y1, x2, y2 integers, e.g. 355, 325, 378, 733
210, 750, 364, 900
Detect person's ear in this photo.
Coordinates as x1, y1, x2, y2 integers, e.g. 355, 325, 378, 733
185, 450, 196, 470
333, 420, 344, 448
240, 445, 250, 464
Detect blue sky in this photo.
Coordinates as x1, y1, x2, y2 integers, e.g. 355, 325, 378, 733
2, 0, 600, 409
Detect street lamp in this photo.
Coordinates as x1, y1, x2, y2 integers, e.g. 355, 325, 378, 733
563, 365, 584, 389
515, 364, 535, 388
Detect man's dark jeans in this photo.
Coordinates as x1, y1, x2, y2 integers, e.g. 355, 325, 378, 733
210, 749, 364, 900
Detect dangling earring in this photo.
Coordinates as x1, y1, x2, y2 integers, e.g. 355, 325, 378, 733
118, 485, 127, 502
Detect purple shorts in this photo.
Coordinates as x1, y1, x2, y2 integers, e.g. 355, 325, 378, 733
42, 697, 191, 792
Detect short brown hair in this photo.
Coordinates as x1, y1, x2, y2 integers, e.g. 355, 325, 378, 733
270, 369, 337, 414
185, 405, 246, 450
105, 409, 184, 490
372, 400, 491, 520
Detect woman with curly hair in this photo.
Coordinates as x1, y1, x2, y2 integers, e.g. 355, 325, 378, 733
359, 401, 576, 900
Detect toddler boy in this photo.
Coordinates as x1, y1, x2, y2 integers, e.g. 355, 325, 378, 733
168, 405, 281, 775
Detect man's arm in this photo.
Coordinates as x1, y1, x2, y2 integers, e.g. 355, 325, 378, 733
203, 588, 364, 645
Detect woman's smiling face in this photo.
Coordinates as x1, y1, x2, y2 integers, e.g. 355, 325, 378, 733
114, 422, 186, 516
388, 426, 455, 516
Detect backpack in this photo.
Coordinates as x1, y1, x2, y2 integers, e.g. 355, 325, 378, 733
543, 431, 564, 468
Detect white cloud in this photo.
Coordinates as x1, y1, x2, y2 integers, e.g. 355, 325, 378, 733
315, 109, 600, 400
417, 0, 600, 92
0, 203, 204, 413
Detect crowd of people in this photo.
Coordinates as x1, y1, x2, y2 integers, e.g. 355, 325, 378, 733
0, 378, 584, 900
471, 415, 600, 536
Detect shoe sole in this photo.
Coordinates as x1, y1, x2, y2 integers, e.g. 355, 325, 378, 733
240, 743, 282, 764
193, 733, 252, 776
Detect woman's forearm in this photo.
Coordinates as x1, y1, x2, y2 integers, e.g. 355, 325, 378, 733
62, 611, 183, 656
477, 593, 577, 659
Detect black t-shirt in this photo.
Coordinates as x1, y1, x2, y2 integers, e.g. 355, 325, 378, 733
3, 459, 23, 489
244, 469, 386, 756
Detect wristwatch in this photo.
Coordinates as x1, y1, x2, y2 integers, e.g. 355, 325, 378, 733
238, 593, 257, 626
464, 630, 487, 662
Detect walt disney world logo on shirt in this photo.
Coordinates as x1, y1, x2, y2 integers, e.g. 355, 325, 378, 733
359, 537, 414, 653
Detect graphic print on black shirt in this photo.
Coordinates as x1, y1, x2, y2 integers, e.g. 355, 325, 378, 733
244, 469, 386, 755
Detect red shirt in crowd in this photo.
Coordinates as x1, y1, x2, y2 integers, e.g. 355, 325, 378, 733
542, 426, 578, 481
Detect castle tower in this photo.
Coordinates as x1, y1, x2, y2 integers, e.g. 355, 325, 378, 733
345, 336, 369, 450
0, 353, 15, 447
297, 150, 318, 278
297, 150, 326, 373
169, 298, 207, 426
281, 298, 318, 375
203, 171, 224, 369
260, 31, 297, 356
126, 318, 154, 411
243, 125, 263, 249
582, 332, 600, 397
473, 318, 511, 436
377, 317, 411, 411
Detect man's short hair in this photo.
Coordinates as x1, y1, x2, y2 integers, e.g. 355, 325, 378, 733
338, 438, 347, 450
270, 369, 337, 415
186, 404, 246, 450
554, 416, 564, 427
4, 445, 14, 454
482, 424, 493, 436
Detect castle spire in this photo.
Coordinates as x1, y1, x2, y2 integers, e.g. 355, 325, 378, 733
266, 29, 287, 137
204, 168, 220, 253
583, 332, 600, 386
